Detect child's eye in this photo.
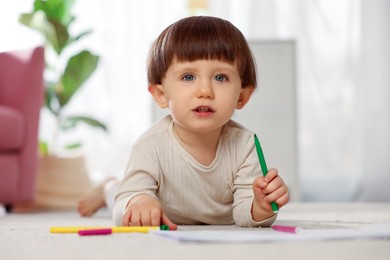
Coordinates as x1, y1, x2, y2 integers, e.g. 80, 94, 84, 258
215, 74, 228, 82
182, 74, 196, 81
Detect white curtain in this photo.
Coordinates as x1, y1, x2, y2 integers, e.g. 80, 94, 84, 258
272, 0, 364, 201
269, 0, 389, 202
354, 0, 390, 201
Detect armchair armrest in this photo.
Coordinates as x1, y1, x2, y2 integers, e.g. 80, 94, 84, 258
0, 106, 24, 151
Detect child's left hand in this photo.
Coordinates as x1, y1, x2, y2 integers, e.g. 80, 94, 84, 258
251, 168, 289, 222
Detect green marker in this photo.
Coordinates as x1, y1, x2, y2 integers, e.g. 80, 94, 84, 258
254, 134, 279, 213
160, 225, 170, 230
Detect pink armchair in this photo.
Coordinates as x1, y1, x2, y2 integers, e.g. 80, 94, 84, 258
0, 46, 44, 208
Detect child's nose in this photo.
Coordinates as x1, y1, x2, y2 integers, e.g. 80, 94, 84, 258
196, 81, 214, 98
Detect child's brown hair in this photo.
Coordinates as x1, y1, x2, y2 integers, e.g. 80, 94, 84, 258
147, 16, 257, 89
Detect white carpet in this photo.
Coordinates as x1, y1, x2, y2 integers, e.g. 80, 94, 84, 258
1, 203, 390, 260
0, 204, 5, 217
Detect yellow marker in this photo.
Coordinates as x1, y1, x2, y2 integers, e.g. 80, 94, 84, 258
50, 227, 102, 233
50, 225, 168, 234
112, 226, 160, 233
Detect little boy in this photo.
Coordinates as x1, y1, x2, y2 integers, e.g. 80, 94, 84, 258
113, 16, 289, 229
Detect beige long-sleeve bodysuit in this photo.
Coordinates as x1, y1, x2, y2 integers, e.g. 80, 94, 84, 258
113, 115, 277, 227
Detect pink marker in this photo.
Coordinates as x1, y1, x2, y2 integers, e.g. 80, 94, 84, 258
78, 228, 112, 236
272, 225, 301, 234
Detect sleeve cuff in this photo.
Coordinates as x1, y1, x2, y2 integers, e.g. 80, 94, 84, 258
249, 213, 277, 227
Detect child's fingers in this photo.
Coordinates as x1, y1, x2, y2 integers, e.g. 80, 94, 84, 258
262, 177, 283, 195
150, 208, 162, 226
130, 210, 141, 226
265, 185, 286, 202
122, 209, 132, 226
141, 211, 153, 226
274, 191, 290, 207
253, 176, 268, 189
263, 168, 278, 183
162, 213, 178, 230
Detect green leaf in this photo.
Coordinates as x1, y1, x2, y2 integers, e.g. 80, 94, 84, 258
65, 30, 92, 49
58, 50, 99, 107
73, 30, 93, 42
43, 80, 61, 116
62, 115, 108, 132
39, 141, 49, 156
63, 142, 82, 150
34, 0, 75, 26
19, 12, 60, 52
47, 18, 70, 53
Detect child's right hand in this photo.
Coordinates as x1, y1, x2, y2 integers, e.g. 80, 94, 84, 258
122, 194, 177, 230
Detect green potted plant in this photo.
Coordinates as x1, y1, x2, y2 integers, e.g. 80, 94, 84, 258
19, 0, 107, 155
19, 0, 107, 209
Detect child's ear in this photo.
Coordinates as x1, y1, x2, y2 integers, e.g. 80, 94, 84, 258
236, 86, 255, 109
148, 84, 168, 108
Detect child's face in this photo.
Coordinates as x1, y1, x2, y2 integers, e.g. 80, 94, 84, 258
151, 59, 253, 135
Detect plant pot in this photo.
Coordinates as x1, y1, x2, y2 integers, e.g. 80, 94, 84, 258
34, 155, 92, 209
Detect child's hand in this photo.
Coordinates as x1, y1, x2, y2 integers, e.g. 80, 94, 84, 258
122, 194, 177, 230
251, 168, 289, 222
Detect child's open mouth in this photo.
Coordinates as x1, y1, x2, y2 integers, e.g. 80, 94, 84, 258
193, 106, 215, 114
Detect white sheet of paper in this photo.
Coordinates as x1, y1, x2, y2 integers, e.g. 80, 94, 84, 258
152, 223, 390, 243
